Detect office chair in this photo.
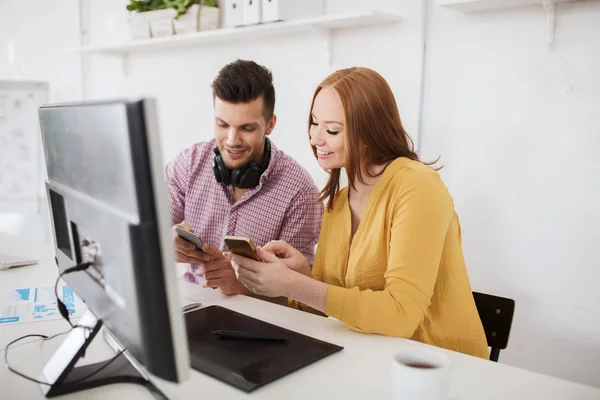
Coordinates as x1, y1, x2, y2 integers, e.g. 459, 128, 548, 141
473, 291, 515, 362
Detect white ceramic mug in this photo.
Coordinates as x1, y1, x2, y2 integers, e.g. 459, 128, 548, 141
391, 348, 451, 400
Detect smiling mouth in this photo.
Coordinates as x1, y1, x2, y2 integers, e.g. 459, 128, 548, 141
226, 148, 247, 154
316, 149, 333, 156
223, 148, 248, 161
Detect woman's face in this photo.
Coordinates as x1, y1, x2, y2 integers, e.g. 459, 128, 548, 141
309, 87, 347, 170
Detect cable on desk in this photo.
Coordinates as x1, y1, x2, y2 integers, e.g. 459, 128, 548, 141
4, 261, 126, 387
55, 262, 91, 327
0, 326, 87, 355
4, 329, 125, 386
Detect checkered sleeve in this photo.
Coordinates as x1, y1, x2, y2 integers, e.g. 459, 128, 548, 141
278, 185, 324, 267
164, 149, 190, 226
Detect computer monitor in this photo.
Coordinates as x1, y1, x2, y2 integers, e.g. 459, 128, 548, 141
38, 99, 189, 397
37, 98, 343, 397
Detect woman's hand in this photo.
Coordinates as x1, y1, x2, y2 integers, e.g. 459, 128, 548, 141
261, 240, 311, 277
226, 248, 297, 298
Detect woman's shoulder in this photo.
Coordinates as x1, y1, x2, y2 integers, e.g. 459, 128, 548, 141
387, 157, 438, 177
384, 157, 451, 201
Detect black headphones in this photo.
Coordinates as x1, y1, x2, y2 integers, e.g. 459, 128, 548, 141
212, 138, 271, 189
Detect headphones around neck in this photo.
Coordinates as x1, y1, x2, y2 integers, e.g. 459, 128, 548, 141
212, 138, 271, 189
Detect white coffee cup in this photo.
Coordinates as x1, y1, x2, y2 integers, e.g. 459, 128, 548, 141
391, 348, 451, 400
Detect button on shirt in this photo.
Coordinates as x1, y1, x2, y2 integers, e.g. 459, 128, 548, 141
165, 139, 324, 284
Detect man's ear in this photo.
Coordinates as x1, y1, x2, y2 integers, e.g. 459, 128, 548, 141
265, 114, 277, 136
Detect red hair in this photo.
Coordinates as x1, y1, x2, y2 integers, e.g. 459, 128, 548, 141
309, 67, 440, 209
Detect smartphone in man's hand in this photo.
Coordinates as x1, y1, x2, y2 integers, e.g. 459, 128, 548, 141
175, 226, 204, 250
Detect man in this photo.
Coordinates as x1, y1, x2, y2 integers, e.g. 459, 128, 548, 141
166, 59, 323, 296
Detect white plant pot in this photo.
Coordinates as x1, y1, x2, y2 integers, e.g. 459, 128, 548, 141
129, 4, 219, 39
129, 12, 151, 40
173, 4, 200, 35
129, 8, 176, 40
199, 5, 221, 31
147, 8, 176, 37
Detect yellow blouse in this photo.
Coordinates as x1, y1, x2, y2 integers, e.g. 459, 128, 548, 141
294, 157, 488, 359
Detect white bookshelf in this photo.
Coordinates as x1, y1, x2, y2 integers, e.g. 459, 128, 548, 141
437, 0, 598, 50
72, 10, 401, 56
437, 0, 583, 13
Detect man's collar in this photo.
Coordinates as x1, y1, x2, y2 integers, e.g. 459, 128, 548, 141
259, 139, 279, 184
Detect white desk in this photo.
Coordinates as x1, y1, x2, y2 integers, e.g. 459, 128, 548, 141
1, 232, 599, 400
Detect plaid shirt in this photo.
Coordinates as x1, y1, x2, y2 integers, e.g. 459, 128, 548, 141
165, 139, 323, 284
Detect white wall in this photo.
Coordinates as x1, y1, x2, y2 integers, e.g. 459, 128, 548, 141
0, 0, 83, 241
1, 0, 600, 389
82, 0, 424, 189
0, 1, 82, 101
421, 0, 600, 388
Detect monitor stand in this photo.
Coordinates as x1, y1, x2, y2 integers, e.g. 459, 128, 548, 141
37, 310, 168, 399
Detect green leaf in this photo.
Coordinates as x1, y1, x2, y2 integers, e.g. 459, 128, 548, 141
126, 0, 168, 13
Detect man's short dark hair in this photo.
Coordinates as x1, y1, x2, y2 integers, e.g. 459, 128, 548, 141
211, 59, 276, 120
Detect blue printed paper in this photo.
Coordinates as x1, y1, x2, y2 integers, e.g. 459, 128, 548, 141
0, 285, 85, 325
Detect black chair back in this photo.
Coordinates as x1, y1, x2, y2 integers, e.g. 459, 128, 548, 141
473, 291, 515, 362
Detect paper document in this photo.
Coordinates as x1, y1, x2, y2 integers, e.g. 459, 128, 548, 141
0, 285, 86, 325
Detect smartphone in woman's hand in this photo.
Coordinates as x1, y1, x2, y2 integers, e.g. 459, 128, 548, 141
224, 236, 261, 261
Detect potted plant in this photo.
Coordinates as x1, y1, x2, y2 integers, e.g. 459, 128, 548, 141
127, 0, 172, 39
169, 0, 221, 34
127, 0, 220, 39
198, 0, 220, 32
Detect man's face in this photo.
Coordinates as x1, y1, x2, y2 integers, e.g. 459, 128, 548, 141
214, 96, 276, 170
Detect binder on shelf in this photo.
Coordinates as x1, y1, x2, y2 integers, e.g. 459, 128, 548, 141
243, 0, 261, 26
261, 0, 324, 23
222, 0, 244, 28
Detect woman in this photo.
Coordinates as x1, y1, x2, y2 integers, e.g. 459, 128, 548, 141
226, 67, 489, 359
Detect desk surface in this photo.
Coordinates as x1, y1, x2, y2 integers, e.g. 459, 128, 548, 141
1, 232, 599, 400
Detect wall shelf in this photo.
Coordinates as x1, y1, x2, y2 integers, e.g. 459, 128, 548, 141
71, 10, 401, 57
437, 0, 598, 51
437, 0, 582, 13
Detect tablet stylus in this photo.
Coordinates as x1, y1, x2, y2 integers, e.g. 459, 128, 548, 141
213, 329, 288, 342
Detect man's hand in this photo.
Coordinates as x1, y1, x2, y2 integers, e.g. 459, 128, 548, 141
261, 240, 311, 277
172, 222, 211, 264
200, 244, 250, 296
